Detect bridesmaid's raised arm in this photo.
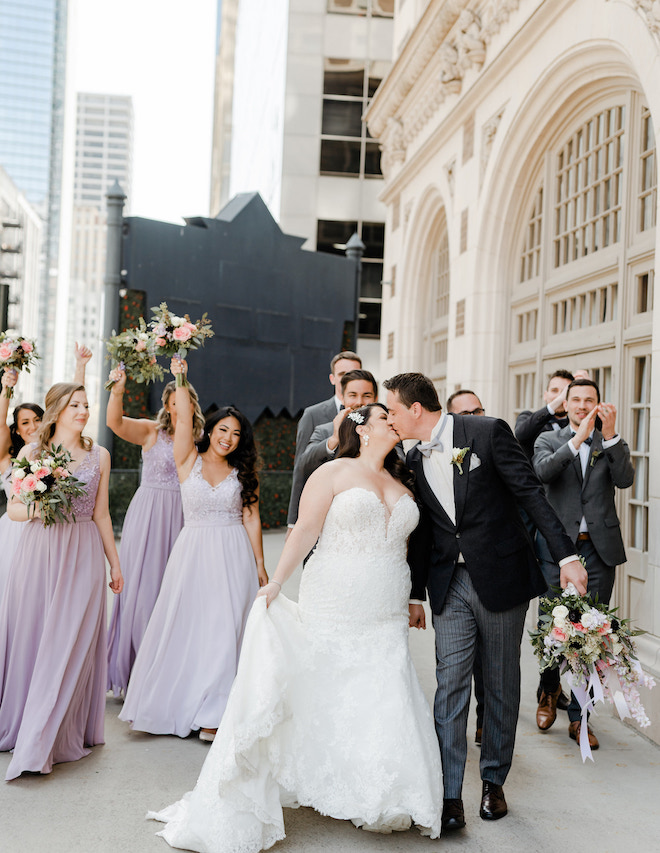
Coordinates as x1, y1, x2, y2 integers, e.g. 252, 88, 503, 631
172, 359, 197, 480
73, 342, 92, 386
106, 365, 157, 450
0, 369, 18, 468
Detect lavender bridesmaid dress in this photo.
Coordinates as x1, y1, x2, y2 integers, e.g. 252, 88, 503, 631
0, 444, 106, 781
0, 466, 25, 605
107, 429, 183, 696
119, 455, 258, 737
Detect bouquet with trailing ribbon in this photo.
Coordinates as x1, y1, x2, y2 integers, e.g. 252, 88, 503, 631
11, 444, 86, 526
149, 302, 214, 386
530, 582, 655, 761
104, 318, 165, 391
0, 332, 39, 398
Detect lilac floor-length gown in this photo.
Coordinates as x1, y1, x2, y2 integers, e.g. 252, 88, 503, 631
0, 466, 25, 605
119, 455, 258, 737
107, 429, 183, 695
0, 444, 107, 781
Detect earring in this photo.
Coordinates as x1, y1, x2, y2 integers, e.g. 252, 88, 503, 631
363, 434, 370, 446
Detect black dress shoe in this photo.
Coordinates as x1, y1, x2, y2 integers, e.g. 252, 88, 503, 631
475, 725, 482, 745
441, 798, 465, 831
479, 781, 507, 820
556, 689, 570, 711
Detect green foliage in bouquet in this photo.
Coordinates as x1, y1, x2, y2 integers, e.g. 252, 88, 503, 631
104, 317, 165, 391
11, 444, 86, 526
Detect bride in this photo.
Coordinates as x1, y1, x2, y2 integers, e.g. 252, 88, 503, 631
149, 402, 442, 850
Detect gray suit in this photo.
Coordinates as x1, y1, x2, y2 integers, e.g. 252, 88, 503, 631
533, 425, 634, 567
287, 397, 338, 526
533, 424, 635, 720
300, 421, 335, 482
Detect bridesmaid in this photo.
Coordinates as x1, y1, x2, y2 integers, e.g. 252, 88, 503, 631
119, 359, 268, 741
0, 343, 91, 601
106, 366, 205, 696
0, 382, 123, 780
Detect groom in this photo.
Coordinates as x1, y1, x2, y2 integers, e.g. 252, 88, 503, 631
384, 373, 587, 830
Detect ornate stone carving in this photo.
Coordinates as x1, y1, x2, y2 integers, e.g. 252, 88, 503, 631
481, 0, 521, 44
439, 42, 462, 85
456, 9, 486, 71
612, 0, 660, 44
379, 117, 407, 177
480, 104, 507, 188
445, 157, 457, 199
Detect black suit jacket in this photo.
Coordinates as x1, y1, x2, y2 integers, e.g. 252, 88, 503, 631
407, 416, 575, 614
515, 406, 568, 460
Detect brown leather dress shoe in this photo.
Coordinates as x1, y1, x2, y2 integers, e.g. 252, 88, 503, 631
475, 725, 482, 745
568, 720, 599, 749
536, 684, 562, 730
441, 798, 465, 831
480, 781, 507, 820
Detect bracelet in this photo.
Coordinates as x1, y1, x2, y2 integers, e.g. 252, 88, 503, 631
271, 580, 282, 589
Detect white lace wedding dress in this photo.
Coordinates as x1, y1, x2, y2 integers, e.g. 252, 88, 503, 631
149, 487, 442, 851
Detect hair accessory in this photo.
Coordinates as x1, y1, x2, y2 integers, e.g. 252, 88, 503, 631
347, 411, 365, 424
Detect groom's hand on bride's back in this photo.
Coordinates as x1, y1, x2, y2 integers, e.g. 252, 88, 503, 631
409, 603, 426, 629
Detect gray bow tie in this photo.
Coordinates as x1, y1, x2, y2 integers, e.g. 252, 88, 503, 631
418, 416, 448, 457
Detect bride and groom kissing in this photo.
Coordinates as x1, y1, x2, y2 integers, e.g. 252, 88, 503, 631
149, 371, 588, 852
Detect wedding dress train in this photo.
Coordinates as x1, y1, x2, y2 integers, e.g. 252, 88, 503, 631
149, 487, 442, 851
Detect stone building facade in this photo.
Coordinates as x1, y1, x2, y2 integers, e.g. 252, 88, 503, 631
367, 0, 660, 742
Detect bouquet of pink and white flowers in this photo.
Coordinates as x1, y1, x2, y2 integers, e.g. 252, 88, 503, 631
104, 318, 165, 391
149, 302, 214, 386
11, 445, 86, 526
0, 332, 39, 398
530, 583, 655, 760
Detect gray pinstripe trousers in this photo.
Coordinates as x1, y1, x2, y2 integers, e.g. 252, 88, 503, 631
432, 565, 528, 798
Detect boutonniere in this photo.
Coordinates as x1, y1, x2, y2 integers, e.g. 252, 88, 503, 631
589, 450, 602, 467
451, 447, 470, 474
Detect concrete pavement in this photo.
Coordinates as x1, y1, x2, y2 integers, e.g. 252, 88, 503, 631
1, 529, 659, 852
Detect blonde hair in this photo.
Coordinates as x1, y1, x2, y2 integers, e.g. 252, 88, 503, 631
38, 383, 93, 453
156, 380, 204, 441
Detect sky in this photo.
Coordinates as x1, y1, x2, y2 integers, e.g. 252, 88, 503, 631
73, 0, 218, 224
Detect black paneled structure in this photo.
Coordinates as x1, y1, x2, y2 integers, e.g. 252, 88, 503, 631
120, 193, 357, 421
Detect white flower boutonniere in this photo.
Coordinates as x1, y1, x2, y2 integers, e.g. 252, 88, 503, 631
451, 446, 470, 474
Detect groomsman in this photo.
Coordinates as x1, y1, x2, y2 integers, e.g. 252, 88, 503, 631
446, 389, 486, 746
532, 378, 634, 749
286, 351, 361, 533
384, 373, 586, 831
515, 370, 575, 460
300, 369, 377, 479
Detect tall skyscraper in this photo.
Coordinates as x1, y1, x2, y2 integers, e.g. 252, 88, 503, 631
0, 0, 74, 394
210, 0, 393, 370
69, 93, 134, 424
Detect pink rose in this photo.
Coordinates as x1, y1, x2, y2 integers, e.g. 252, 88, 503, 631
135, 340, 146, 352
172, 326, 192, 342
20, 340, 33, 353
156, 337, 167, 347
21, 473, 39, 492
53, 466, 68, 478
0, 344, 13, 360
12, 477, 23, 496
551, 627, 567, 642
573, 622, 585, 632
184, 322, 197, 332
33, 466, 50, 479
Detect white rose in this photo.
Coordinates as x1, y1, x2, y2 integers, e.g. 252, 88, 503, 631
35, 481, 47, 493
552, 604, 569, 621
581, 612, 595, 629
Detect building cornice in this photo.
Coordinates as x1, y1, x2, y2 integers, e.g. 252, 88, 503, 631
367, 1, 523, 176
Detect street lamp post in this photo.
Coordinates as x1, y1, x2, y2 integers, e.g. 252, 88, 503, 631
98, 181, 126, 450
345, 232, 365, 351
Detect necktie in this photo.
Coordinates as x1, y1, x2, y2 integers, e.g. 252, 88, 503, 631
418, 416, 448, 457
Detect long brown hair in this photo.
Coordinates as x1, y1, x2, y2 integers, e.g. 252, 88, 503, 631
37, 383, 93, 453
156, 381, 204, 440
337, 403, 415, 493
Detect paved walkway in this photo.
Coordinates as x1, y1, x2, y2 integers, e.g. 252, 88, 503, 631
1, 530, 658, 852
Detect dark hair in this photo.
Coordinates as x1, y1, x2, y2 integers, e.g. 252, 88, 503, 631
566, 377, 600, 402
10, 403, 45, 457
340, 368, 378, 397
336, 403, 415, 493
446, 389, 481, 412
548, 369, 574, 387
382, 373, 442, 412
331, 350, 361, 373
196, 406, 259, 507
